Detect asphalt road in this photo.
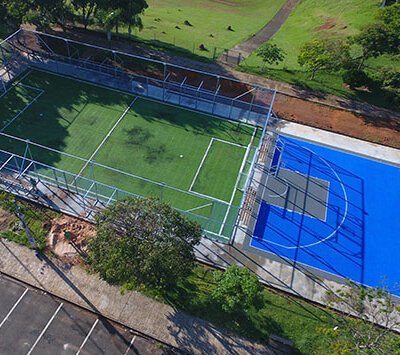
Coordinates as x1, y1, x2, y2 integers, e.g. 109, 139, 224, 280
0, 276, 173, 355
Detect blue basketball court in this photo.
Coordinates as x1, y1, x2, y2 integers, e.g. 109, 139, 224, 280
251, 136, 400, 295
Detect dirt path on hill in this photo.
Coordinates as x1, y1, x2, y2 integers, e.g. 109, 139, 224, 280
225, 0, 300, 59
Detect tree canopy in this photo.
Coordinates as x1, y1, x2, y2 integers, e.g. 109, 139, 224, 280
0, 0, 148, 35
212, 265, 262, 313
87, 197, 202, 289
319, 280, 400, 353
255, 42, 286, 68
298, 38, 350, 79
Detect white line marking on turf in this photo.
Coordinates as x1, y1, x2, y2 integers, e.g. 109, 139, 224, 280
124, 335, 137, 355
218, 132, 254, 235
75, 96, 138, 179
18, 83, 44, 92
186, 202, 213, 213
189, 190, 228, 205
0, 70, 33, 100
31, 67, 257, 129
189, 137, 247, 195
0, 288, 28, 329
27, 302, 63, 355
0, 89, 45, 132
212, 137, 247, 148
76, 318, 99, 355
189, 137, 214, 192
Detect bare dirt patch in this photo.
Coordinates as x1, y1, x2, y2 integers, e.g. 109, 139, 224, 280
314, 18, 336, 32
46, 215, 96, 264
274, 94, 400, 148
0, 208, 15, 232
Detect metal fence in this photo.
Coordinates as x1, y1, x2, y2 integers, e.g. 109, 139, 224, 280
0, 28, 276, 242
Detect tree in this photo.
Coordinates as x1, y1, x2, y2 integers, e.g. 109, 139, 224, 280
119, 0, 148, 37
298, 38, 350, 79
95, 7, 122, 41
352, 23, 392, 69
376, 3, 400, 34
255, 42, 286, 69
25, 0, 73, 32
87, 197, 202, 289
342, 69, 371, 89
211, 265, 262, 313
72, 0, 100, 30
319, 280, 400, 353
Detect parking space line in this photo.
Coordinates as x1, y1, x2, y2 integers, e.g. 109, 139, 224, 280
27, 302, 63, 355
0, 288, 29, 329
124, 335, 136, 355
76, 318, 98, 355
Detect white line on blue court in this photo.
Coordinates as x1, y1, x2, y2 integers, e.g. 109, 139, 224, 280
259, 144, 348, 250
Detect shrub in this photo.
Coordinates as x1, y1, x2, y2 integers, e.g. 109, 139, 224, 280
342, 69, 370, 89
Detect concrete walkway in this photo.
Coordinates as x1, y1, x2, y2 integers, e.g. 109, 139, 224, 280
0, 239, 270, 354
227, 0, 300, 59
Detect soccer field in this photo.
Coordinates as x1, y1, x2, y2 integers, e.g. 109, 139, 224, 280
0, 69, 260, 240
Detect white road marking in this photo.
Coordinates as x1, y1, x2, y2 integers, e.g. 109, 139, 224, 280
0, 288, 28, 329
124, 335, 136, 355
76, 318, 98, 355
27, 302, 63, 355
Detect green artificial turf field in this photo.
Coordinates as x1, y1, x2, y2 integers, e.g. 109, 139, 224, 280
0, 69, 259, 240
119, 0, 286, 59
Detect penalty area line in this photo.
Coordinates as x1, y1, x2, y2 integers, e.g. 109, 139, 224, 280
218, 126, 257, 235
189, 137, 214, 192
0, 88, 45, 132
186, 202, 213, 213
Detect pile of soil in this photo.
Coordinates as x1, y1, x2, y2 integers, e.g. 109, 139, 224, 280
314, 18, 336, 32
46, 215, 96, 263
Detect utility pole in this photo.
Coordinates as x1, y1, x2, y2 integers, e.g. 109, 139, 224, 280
14, 201, 38, 251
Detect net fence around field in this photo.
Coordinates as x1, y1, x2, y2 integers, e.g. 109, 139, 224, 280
0, 145, 239, 242
0, 29, 276, 242
0, 29, 274, 126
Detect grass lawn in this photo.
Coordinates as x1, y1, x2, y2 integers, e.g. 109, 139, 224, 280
117, 0, 286, 59
239, 0, 400, 110
130, 264, 346, 354
0, 69, 258, 239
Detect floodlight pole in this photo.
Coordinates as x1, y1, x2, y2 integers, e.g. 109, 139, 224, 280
246, 88, 257, 123
160, 182, 166, 201
1, 78, 5, 93
18, 139, 30, 178
212, 85, 220, 114
65, 39, 71, 63
196, 81, 203, 109
179, 77, 187, 105
84, 160, 95, 195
